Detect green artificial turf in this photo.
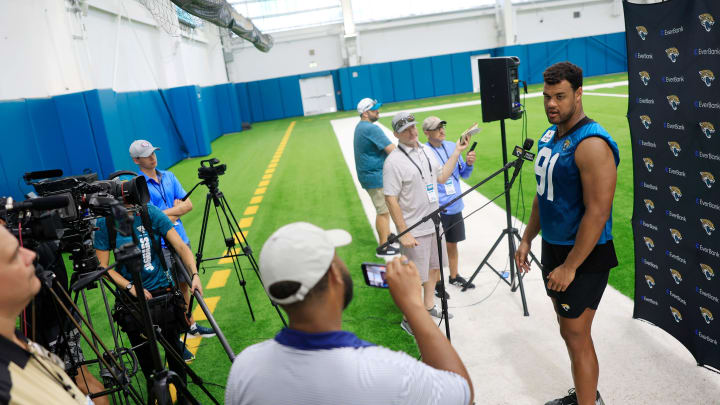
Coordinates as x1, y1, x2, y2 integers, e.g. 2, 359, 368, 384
70, 72, 633, 403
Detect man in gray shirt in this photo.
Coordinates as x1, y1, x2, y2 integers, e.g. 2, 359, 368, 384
226, 222, 473, 405
383, 112, 469, 333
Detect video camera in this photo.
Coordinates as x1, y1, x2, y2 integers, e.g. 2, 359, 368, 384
198, 158, 226, 181
0, 169, 149, 274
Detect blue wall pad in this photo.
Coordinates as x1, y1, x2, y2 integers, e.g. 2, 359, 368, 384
411, 58, 435, 99
235, 83, 252, 124
391, 60, 415, 101
369, 63, 395, 104
279, 77, 303, 117
431, 55, 454, 97
451, 52, 474, 94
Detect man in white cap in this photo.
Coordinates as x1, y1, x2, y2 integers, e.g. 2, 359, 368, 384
226, 222, 473, 405
352, 98, 398, 257
383, 112, 469, 333
422, 116, 477, 292
129, 140, 216, 361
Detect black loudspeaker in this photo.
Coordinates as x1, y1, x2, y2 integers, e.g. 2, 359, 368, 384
478, 57, 523, 122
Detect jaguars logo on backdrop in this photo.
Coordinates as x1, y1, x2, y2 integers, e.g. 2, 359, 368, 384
670, 228, 683, 244
699, 70, 715, 87
670, 186, 683, 201
700, 218, 715, 236
640, 115, 652, 129
700, 263, 715, 280
670, 268, 683, 284
699, 13, 715, 32
667, 95, 680, 111
645, 275, 656, 288
644, 236, 655, 251
666, 47, 680, 63
639, 71, 651, 85
700, 307, 714, 324
645, 199, 655, 213
668, 141, 681, 156
700, 122, 715, 139
643, 157, 654, 172
700, 171, 715, 188
636, 25, 649, 40
671, 306, 683, 322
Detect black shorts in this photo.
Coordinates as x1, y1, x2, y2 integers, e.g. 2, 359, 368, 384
540, 240, 617, 318
440, 212, 465, 243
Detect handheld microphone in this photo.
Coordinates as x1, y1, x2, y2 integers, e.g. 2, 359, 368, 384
2, 195, 71, 212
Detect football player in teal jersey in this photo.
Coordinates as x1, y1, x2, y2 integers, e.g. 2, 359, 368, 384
515, 62, 619, 405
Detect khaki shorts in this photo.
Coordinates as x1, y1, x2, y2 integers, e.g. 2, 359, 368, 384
367, 188, 389, 215
401, 233, 448, 283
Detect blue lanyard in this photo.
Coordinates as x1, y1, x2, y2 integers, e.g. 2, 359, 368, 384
149, 172, 169, 207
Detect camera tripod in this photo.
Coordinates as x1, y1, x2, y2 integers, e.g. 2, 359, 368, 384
183, 159, 287, 326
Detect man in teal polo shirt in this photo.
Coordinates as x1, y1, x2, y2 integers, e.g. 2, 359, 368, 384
353, 98, 398, 257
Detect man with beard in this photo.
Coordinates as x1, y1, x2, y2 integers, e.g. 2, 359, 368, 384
515, 62, 618, 405
353, 98, 398, 257
226, 222, 473, 405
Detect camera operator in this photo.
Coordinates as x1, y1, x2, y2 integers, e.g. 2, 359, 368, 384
0, 214, 109, 404
93, 202, 205, 400
130, 139, 216, 361
226, 222, 473, 405
0, 226, 91, 404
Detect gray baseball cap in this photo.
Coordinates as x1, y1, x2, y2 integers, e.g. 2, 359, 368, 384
392, 112, 417, 133
129, 140, 160, 158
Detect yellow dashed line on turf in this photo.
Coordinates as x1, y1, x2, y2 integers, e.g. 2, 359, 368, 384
185, 121, 297, 377
193, 296, 221, 321
207, 270, 232, 289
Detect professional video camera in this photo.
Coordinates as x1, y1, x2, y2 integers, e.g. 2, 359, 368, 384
198, 158, 226, 181
0, 170, 149, 274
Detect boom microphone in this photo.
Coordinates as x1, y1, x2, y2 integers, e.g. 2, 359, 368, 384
2, 195, 71, 212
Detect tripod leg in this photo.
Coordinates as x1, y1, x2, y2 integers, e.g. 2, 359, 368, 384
507, 231, 529, 316
463, 231, 506, 291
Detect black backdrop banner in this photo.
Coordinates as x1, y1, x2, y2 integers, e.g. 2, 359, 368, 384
625, 0, 719, 371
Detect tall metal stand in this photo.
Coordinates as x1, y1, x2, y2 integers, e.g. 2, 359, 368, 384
462, 121, 542, 316
185, 159, 286, 326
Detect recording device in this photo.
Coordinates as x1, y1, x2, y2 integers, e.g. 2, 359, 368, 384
198, 158, 227, 180
361, 263, 388, 288
512, 138, 536, 162
469, 141, 478, 152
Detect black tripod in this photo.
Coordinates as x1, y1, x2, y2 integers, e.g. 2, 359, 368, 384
183, 158, 286, 326
462, 122, 542, 316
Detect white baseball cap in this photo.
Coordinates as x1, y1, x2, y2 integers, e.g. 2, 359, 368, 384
129, 140, 160, 158
259, 222, 352, 305
356, 98, 383, 114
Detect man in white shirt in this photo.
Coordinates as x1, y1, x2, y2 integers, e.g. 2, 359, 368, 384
383, 112, 469, 332
226, 222, 473, 405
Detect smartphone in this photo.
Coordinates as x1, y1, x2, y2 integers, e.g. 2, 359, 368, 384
361, 262, 388, 288
469, 141, 478, 152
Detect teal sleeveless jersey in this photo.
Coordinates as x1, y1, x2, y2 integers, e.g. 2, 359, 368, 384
535, 118, 620, 245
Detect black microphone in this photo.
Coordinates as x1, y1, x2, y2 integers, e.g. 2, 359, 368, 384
509, 138, 535, 183
3, 195, 71, 211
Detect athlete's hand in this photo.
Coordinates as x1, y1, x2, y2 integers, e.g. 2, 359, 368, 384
514, 240, 532, 273
546, 264, 576, 292
399, 233, 419, 249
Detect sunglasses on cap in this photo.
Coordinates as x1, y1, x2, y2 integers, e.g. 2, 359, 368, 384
394, 114, 416, 130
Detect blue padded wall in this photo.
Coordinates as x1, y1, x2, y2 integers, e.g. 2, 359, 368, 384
451, 52, 473, 94
431, 55, 454, 97
411, 58, 434, 99
279, 76, 303, 117
370, 63, 395, 103
391, 61, 414, 101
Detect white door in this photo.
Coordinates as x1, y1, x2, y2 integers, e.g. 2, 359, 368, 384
470, 53, 491, 93
299, 75, 337, 116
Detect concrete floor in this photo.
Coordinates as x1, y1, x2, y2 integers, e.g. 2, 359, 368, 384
332, 109, 720, 404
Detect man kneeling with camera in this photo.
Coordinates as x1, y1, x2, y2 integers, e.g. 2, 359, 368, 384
226, 222, 473, 405
93, 203, 204, 401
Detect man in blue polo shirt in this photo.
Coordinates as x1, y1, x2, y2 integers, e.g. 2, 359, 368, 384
422, 117, 477, 293
129, 140, 216, 353
353, 98, 399, 257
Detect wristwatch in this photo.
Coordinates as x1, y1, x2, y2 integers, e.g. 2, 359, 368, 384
125, 282, 133, 291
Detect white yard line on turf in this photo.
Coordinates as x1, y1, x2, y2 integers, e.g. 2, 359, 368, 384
331, 86, 719, 404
